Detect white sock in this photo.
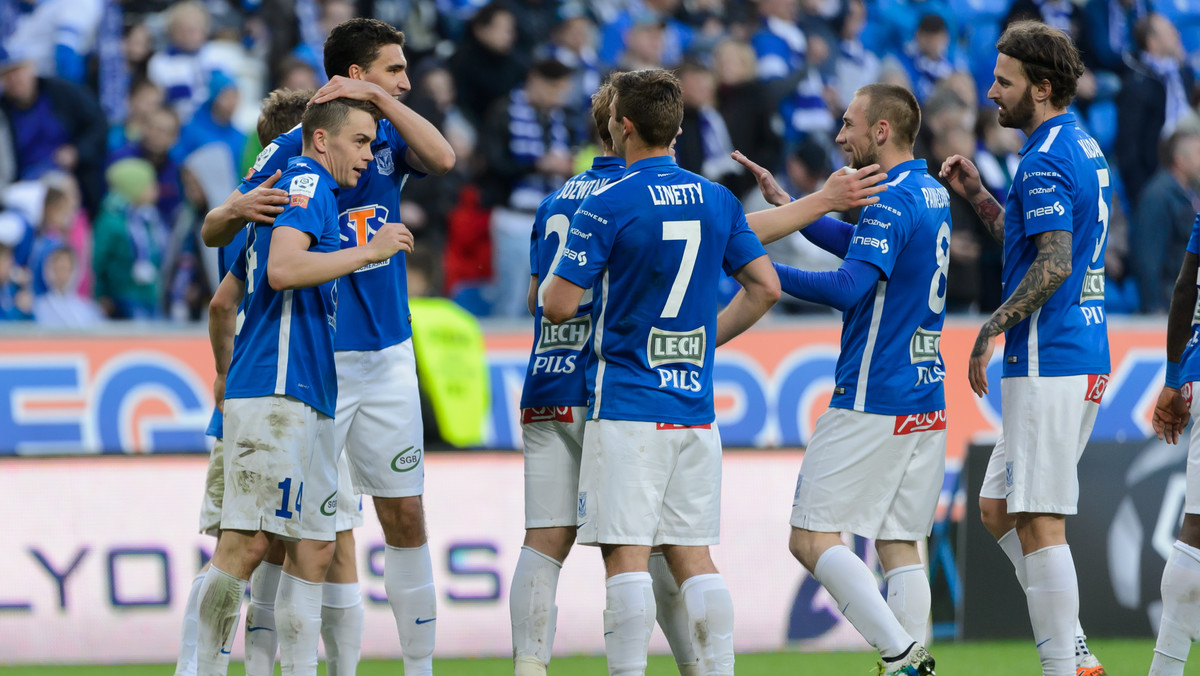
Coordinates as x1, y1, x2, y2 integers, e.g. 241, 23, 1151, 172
321, 581, 364, 676
510, 546, 562, 665
1024, 545, 1078, 676
680, 573, 735, 676
174, 571, 205, 676
245, 562, 281, 676
604, 572, 656, 676
196, 565, 245, 676
649, 552, 697, 670
812, 545, 911, 659
384, 543, 436, 676
1150, 541, 1200, 675
999, 529, 1087, 644
884, 564, 930, 646
276, 572, 324, 676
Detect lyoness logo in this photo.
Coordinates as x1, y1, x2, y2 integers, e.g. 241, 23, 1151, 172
320, 492, 338, 516
391, 445, 423, 472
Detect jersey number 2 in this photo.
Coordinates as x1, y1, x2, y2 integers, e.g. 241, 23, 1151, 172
537, 214, 592, 307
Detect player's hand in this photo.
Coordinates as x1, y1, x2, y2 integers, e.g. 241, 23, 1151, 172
213, 373, 226, 414
232, 170, 288, 223
731, 149, 792, 207
1153, 386, 1191, 444
819, 164, 887, 212
365, 222, 415, 262
968, 329, 996, 397
311, 76, 384, 105
939, 154, 984, 201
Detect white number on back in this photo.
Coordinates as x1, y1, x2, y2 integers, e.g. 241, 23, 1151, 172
537, 214, 571, 307
928, 221, 950, 314
1094, 168, 1109, 264
661, 220, 701, 318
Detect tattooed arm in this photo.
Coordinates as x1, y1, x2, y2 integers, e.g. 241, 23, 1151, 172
967, 230, 1073, 396
939, 154, 1005, 243
972, 193, 1006, 243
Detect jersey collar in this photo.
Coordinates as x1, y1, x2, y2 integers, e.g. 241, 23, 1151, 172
884, 158, 927, 181
592, 156, 626, 170
288, 155, 339, 195
1019, 113, 1077, 156
626, 155, 677, 173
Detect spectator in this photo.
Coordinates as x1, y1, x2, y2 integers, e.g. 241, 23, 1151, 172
1004, 0, 1090, 48
449, 2, 529, 128
107, 79, 164, 153
752, 0, 836, 145
618, 15, 669, 70
713, 37, 782, 200
892, 13, 958, 104
110, 106, 184, 227
290, 0, 356, 86
1118, 12, 1200, 207
676, 61, 741, 186
1082, 0, 1150, 73
275, 56, 320, 92
171, 70, 246, 178
0, 212, 32, 320
540, 11, 602, 137
33, 247, 103, 328
1132, 129, 1200, 313
4, 0, 103, 82
830, 0, 881, 113
93, 158, 164, 319
0, 46, 106, 217
479, 58, 573, 317
146, 1, 232, 123
597, 0, 693, 69
27, 179, 84, 297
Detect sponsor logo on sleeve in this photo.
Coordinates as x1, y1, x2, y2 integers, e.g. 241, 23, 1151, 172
289, 173, 319, 208
893, 409, 947, 435
861, 217, 891, 229
562, 248, 588, 266
251, 143, 279, 174
1028, 185, 1057, 195
1024, 201, 1065, 220
851, 235, 889, 254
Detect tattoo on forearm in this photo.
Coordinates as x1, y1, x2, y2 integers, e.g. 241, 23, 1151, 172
973, 195, 1005, 243
972, 230, 1072, 356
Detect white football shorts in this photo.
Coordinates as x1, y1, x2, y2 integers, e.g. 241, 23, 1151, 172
576, 419, 722, 547
221, 395, 338, 542
791, 407, 947, 541
1182, 382, 1200, 515
521, 406, 587, 529
201, 432, 361, 535
979, 374, 1107, 515
334, 339, 425, 498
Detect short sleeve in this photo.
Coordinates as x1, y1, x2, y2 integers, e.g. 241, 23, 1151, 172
228, 242, 248, 281
271, 173, 327, 241
1188, 213, 1200, 255
844, 193, 907, 278
720, 191, 767, 275
1017, 153, 1075, 237
238, 129, 300, 193
554, 194, 616, 291
381, 121, 425, 179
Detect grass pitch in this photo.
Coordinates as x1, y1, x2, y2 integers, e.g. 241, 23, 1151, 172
0, 639, 1178, 675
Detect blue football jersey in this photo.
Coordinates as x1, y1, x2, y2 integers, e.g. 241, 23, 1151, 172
521, 156, 626, 409
1179, 214, 1200, 384
242, 119, 422, 352
553, 156, 767, 425
224, 157, 341, 418
1001, 113, 1111, 377
829, 159, 950, 415
205, 244, 249, 439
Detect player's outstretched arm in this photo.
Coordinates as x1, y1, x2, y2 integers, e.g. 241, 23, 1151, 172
1155, 251, 1199, 442
716, 254, 781, 346
268, 222, 414, 290
201, 171, 289, 247
527, 275, 539, 317
939, 154, 1005, 243
743, 162, 885, 245
208, 271, 245, 412
311, 76, 456, 176
542, 275, 586, 325
968, 229, 1072, 396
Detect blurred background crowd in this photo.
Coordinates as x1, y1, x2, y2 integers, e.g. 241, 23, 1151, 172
1, 0, 1198, 326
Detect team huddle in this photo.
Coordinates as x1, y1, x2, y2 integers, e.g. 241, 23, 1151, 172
168, 13, 1200, 676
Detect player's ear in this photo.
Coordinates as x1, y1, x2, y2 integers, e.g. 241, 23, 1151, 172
347, 63, 364, 80
313, 128, 328, 154
1034, 79, 1053, 104
876, 119, 890, 146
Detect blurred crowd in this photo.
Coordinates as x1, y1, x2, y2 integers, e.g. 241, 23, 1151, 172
2, 0, 1199, 325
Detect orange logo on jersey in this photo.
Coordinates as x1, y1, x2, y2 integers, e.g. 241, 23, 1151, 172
341, 204, 391, 246
290, 195, 309, 208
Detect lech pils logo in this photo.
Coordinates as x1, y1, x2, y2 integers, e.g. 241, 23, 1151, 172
1080, 266, 1105, 303
909, 327, 941, 364
646, 326, 706, 368
536, 316, 591, 353
391, 445, 422, 472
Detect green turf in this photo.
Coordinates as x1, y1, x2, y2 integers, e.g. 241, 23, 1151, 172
0, 639, 1190, 675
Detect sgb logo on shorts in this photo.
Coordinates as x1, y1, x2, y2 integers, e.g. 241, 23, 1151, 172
390, 445, 422, 472
893, 410, 947, 435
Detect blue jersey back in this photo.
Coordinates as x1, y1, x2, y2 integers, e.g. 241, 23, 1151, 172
521, 156, 626, 409
242, 119, 422, 351
554, 156, 767, 425
225, 157, 341, 417
205, 240, 249, 439
1179, 214, 1200, 384
1002, 113, 1111, 377
831, 159, 949, 415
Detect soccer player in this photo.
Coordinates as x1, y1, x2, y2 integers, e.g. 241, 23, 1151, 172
1149, 213, 1200, 676
174, 88, 366, 676
752, 84, 946, 676
194, 97, 413, 676
202, 19, 456, 676
940, 20, 1110, 676
543, 68, 780, 676
511, 78, 701, 676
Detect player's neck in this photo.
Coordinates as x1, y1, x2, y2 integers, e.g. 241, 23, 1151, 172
876, 149, 915, 176
623, 146, 672, 165
1022, 106, 1069, 138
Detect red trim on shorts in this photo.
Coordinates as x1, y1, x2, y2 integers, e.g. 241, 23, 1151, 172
1085, 374, 1109, 404
655, 422, 712, 430
521, 406, 575, 424
893, 410, 947, 435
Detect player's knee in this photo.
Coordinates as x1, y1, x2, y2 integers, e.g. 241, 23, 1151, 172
787, 529, 813, 568
524, 527, 575, 563
978, 497, 1013, 538
376, 495, 427, 547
